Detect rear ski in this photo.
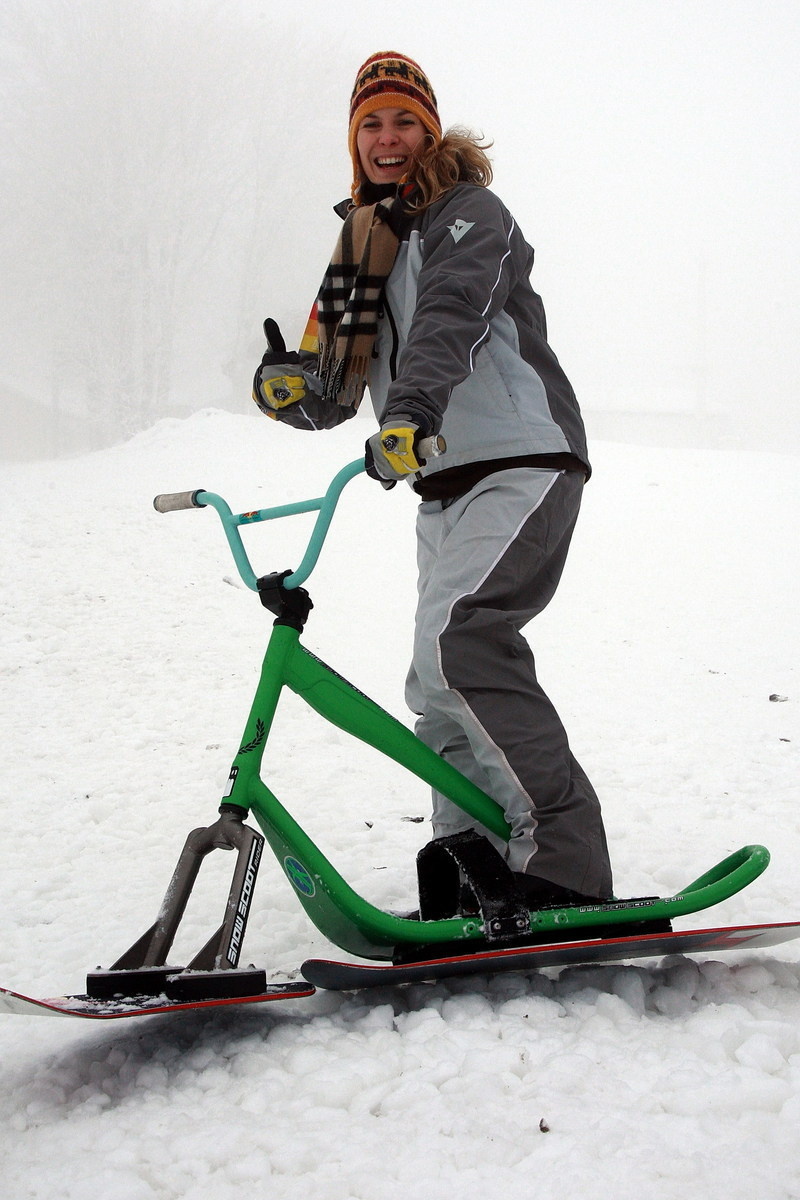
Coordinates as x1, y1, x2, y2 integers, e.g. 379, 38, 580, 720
301, 920, 800, 990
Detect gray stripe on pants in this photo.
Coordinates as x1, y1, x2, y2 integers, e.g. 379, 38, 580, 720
405, 468, 612, 897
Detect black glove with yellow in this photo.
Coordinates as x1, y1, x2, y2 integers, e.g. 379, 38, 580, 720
365, 421, 445, 488
252, 319, 309, 417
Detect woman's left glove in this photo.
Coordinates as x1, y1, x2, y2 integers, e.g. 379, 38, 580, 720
252, 318, 310, 416
366, 422, 446, 486
365, 423, 424, 487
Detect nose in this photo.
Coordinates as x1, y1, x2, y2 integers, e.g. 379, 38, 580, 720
377, 126, 399, 145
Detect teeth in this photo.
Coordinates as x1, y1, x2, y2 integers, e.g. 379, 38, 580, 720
376, 157, 405, 166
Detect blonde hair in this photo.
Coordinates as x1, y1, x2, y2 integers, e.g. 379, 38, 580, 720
409, 127, 493, 208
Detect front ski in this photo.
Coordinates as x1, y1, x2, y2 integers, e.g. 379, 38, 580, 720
301, 920, 800, 990
0, 979, 314, 1019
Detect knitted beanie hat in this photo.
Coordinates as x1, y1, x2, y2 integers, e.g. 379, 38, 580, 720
348, 51, 442, 200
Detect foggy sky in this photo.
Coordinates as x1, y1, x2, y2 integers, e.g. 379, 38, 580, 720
1, 0, 798, 455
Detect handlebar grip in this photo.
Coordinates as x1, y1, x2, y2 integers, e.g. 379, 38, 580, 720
418, 435, 446, 461
153, 490, 207, 513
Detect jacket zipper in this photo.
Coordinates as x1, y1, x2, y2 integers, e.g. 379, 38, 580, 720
380, 296, 400, 381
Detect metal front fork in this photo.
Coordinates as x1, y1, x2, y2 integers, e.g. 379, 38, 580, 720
110, 807, 264, 972
86, 808, 267, 1000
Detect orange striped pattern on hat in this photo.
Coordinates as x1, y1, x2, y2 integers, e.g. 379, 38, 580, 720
348, 52, 442, 201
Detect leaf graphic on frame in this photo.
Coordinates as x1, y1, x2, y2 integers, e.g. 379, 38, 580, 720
238, 719, 266, 755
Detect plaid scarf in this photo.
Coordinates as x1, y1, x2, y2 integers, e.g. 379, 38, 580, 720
313, 196, 401, 408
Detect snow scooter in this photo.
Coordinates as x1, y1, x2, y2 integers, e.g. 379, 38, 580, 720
2, 458, 799, 1019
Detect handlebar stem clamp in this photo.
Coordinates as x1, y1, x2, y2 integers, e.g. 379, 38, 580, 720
257, 571, 314, 631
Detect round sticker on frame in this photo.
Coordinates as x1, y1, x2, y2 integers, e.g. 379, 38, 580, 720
284, 856, 316, 897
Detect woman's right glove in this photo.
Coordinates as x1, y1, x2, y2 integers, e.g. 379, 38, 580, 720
252, 318, 310, 416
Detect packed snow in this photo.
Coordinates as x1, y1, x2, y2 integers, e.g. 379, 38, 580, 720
1, 410, 798, 1199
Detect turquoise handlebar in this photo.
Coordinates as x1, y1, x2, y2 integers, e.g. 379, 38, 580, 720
159, 459, 365, 592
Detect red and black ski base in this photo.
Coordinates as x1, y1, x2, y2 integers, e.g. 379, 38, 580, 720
301, 920, 800, 990
4, 923, 800, 1013
0, 980, 314, 1019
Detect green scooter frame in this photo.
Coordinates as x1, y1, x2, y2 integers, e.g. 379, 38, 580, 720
109, 459, 770, 980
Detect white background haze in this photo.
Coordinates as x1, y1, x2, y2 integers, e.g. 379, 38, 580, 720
1, 0, 798, 457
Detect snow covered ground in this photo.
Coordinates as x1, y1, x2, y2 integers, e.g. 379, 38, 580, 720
1, 410, 798, 1200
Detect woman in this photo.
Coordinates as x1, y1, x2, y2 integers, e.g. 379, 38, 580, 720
254, 51, 613, 908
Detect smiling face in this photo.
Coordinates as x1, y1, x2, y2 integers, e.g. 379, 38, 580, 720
356, 106, 428, 186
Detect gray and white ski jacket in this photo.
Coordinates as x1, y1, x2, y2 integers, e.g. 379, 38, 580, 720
279, 183, 590, 486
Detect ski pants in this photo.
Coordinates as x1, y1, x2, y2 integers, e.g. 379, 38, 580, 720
405, 467, 613, 898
